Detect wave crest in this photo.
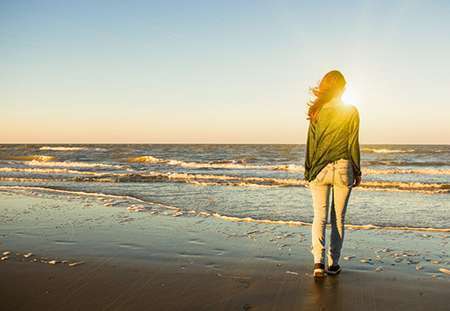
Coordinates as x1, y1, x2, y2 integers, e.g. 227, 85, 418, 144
7, 155, 56, 162
0, 167, 101, 175
39, 146, 106, 151
127, 155, 305, 172
365, 160, 450, 167
364, 168, 450, 175
128, 155, 165, 164
362, 147, 415, 153
71, 171, 449, 194
24, 160, 124, 169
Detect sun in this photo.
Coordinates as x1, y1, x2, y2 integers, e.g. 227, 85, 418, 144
341, 84, 360, 107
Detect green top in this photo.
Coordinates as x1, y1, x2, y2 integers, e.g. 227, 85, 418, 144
304, 98, 361, 182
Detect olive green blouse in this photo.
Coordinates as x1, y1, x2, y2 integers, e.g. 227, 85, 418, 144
304, 98, 361, 182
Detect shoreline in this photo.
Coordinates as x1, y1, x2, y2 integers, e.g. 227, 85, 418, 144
1, 185, 448, 233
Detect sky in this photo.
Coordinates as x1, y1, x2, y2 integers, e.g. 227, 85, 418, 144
1, 0, 450, 144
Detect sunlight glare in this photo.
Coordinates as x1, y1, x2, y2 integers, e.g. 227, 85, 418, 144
342, 84, 361, 107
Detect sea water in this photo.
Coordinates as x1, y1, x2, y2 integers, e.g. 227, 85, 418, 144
0, 144, 448, 231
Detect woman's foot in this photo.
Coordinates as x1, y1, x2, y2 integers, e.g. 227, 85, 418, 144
326, 264, 341, 275
313, 263, 325, 278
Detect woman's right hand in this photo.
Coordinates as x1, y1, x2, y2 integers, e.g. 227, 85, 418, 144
352, 175, 362, 187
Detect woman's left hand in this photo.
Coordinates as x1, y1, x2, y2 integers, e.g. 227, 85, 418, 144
352, 175, 362, 187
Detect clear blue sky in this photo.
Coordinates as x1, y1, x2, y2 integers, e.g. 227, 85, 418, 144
2, 0, 450, 143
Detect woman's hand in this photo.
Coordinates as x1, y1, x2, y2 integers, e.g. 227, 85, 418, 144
352, 175, 362, 187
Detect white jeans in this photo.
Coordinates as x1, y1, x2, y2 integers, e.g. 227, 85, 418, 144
308, 158, 354, 266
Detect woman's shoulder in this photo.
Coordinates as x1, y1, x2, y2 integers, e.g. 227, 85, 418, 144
349, 104, 359, 115
339, 103, 359, 116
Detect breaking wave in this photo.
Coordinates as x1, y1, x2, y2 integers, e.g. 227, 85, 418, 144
0, 167, 101, 175
365, 160, 450, 167
359, 181, 450, 193
362, 147, 415, 153
24, 160, 124, 169
364, 168, 450, 175
69, 171, 450, 194
39, 146, 106, 151
127, 155, 450, 174
128, 155, 305, 172
5, 155, 56, 162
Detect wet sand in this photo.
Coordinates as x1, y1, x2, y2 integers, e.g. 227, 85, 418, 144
0, 189, 449, 310
1, 256, 449, 311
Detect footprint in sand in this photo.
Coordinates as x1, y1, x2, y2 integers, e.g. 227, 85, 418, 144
177, 252, 204, 258
213, 248, 226, 256
188, 239, 206, 246
117, 243, 144, 250
54, 240, 77, 245
205, 262, 221, 270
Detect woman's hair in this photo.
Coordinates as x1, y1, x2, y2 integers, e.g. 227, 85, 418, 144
307, 70, 346, 122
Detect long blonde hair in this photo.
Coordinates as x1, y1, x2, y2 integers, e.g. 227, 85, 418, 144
307, 70, 346, 123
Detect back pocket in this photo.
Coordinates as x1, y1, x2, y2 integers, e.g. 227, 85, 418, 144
337, 165, 354, 187
312, 166, 329, 184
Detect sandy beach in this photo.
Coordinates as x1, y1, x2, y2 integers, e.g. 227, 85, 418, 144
1, 189, 449, 310
2, 254, 449, 311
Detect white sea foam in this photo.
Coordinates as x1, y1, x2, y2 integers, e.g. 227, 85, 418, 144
106, 171, 308, 188
211, 213, 450, 232
24, 160, 124, 169
2, 167, 448, 194
0, 185, 178, 210
128, 155, 450, 175
75, 171, 449, 194
8, 155, 56, 162
362, 147, 415, 153
128, 155, 306, 172
365, 160, 450, 167
359, 181, 449, 193
0, 177, 54, 183
364, 168, 450, 175
39, 146, 106, 151
128, 155, 163, 164
129, 155, 259, 169
0, 167, 101, 175
1, 185, 448, 233
7, 154, 449, 175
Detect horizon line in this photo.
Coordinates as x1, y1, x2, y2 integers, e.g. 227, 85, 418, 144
1, 142, 449, 145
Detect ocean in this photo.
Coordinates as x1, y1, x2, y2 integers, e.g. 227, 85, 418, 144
0, 144, 449, 231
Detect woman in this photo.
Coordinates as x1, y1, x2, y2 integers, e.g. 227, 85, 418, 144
304, 70, 361, 279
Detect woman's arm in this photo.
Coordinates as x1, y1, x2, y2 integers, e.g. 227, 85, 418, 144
304, 122, 313, 181
348, 107, 361, 185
